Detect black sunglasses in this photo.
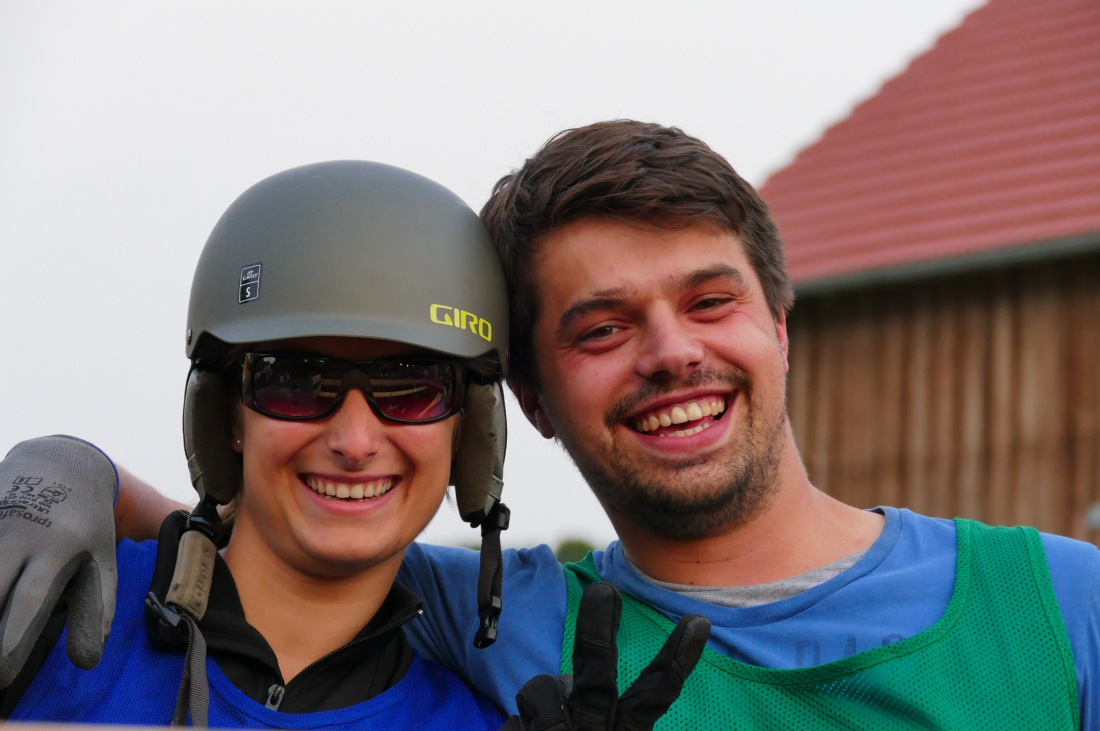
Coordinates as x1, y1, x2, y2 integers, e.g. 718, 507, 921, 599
241, 352, 466, 425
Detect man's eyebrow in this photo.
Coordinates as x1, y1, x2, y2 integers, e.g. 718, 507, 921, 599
683, 264, 747, 290
557, 288, 631, 337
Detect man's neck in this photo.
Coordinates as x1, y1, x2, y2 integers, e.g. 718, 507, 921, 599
614, 460, 884, 588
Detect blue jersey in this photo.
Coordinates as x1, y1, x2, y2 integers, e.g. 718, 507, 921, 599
12, 539, 506, 729
399, 507, 1100, 728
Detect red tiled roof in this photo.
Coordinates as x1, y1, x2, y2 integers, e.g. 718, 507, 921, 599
759, 0, 1100, 287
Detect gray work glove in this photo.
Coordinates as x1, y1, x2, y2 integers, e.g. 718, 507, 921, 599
501, 581, 710, 731
0, 435, 119, 687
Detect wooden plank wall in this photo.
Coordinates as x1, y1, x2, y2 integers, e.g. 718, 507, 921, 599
786, 254, 1100, 540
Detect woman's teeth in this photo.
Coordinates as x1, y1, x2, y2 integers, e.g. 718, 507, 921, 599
305, 477, 394, 500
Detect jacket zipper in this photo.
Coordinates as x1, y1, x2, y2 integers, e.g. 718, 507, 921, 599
265, 684, 285, 710
264, 606, 424, 711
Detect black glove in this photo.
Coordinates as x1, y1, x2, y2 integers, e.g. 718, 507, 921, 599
502, 581, 710, 731
0, 436, 119, 687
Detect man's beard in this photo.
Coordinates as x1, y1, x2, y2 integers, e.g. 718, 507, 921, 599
555, 370, 786, 541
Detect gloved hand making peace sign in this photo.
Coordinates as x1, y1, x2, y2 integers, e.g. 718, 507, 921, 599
502, 581, 710, 731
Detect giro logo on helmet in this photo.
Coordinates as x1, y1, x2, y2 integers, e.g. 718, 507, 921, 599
430, 304, 493, 343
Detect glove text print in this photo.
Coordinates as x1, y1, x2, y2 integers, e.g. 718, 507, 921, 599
0, 477, 71, 527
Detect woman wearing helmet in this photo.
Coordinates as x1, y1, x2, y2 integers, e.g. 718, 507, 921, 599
4, 161, 510, 727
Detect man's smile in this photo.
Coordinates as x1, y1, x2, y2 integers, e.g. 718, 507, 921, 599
630, 395, 729, 437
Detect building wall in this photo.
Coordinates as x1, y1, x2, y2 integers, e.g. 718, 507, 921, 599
787, 252, 1100, 541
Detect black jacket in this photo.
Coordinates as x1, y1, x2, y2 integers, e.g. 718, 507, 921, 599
2, 510, 423, 716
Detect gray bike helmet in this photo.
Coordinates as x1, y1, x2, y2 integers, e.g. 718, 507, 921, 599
184, 160, 506, 512
169, 161, 509, 654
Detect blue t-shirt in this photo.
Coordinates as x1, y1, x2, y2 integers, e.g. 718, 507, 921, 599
399, 507, 1100, 728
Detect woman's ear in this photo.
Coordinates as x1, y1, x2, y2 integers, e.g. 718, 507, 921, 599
231, 402, 245, 454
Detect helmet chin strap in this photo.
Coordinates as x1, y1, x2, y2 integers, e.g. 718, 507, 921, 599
151, 365, 238, 725
451, 381, 510, 648
145, 498, 225, 726
471, 501, 510, 647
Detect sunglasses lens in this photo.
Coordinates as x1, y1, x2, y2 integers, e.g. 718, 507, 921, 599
250, 355, 339, 418
369, 361, 458, 422
246, 354, 460, 423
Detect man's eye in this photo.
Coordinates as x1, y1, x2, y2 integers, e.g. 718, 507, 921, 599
579, 324, 620, 342
692, 297, 731, 311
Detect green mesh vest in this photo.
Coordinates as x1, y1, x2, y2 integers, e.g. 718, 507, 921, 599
562, 520, 1079, 729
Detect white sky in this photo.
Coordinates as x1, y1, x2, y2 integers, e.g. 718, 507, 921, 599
0, 0, 985, 549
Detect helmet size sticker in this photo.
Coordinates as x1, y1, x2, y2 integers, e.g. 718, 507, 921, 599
239, 264, 262, 303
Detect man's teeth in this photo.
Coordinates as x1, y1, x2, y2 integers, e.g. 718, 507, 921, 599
634, 398, 726, 434
305, 477, 394, 500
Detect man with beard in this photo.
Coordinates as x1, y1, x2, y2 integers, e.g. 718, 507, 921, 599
2, 120, 1099, 728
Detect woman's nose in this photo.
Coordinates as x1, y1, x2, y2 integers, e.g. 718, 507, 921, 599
323, 388, 383, 466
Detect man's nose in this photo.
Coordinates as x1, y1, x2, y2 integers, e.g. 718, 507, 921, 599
324, 388, 384, 466
634, 309, 705, 381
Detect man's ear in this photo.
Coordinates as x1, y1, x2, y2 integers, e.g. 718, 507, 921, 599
507, 376, 557, 439
775, 310, 790, 373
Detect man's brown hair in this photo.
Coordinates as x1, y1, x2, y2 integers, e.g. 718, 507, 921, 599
481, 119, 794, 384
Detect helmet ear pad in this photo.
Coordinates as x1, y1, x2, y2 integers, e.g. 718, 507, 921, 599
451, 381, 507, 526
182, 367, 241, 505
